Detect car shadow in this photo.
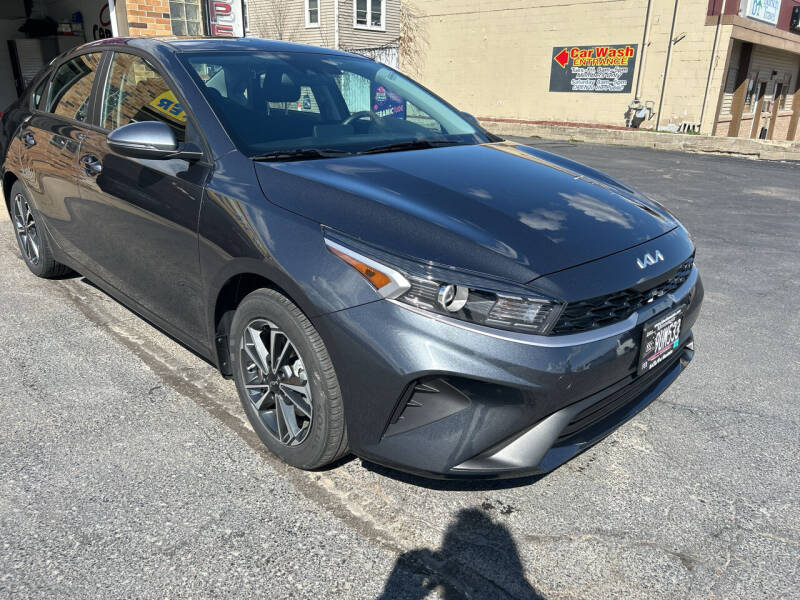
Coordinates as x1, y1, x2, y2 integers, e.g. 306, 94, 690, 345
360, 459, 548, 492
378, 507, 543, 599
76, 276, 215, 366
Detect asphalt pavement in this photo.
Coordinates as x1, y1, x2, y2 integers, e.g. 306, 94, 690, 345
1, 142, 798, 599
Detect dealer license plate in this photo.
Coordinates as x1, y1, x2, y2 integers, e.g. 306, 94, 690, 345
638, 306, 684, 376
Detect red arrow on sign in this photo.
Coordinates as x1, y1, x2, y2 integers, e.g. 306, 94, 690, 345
554, 48, 569, 68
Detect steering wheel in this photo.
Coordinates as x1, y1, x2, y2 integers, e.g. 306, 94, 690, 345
342, 110, 381, 127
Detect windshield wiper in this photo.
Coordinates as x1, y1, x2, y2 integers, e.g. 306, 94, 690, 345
358, 139, 462, 155
250, 148, 352, 162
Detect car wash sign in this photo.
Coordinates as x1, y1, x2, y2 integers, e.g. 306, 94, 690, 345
550, 44, 638, 93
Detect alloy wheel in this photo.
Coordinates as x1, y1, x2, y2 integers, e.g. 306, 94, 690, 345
239, 319, 313, 446
13, 193, 40, 265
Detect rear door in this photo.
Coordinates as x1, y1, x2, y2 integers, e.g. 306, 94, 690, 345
17, 52, 103, 260
75, 50, 211, 346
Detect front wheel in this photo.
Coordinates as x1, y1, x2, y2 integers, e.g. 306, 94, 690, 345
230, 289, 348, 469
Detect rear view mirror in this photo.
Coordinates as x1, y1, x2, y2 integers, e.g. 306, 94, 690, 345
107, 121, 202, 161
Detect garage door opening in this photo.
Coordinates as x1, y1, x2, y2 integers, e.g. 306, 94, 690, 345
1, 0, 116, 111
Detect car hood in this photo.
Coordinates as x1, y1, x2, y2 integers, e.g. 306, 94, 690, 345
254, 141, 678, 283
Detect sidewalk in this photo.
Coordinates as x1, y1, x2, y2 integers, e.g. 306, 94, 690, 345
480, 119, 800, 161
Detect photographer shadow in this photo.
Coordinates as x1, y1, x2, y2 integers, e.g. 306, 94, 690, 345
379, 508, 543, 599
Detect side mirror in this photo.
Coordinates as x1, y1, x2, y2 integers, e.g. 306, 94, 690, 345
107, 121, 202, 161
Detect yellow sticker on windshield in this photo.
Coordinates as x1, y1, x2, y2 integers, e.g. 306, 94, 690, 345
148, 91, 187, 123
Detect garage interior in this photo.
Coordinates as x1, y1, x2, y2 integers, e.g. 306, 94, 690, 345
1, 0, 112, 111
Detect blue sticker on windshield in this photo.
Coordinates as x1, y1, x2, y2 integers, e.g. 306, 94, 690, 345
371, 84, 406, 119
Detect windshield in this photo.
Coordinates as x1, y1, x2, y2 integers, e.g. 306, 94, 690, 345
178, 51, 490, 158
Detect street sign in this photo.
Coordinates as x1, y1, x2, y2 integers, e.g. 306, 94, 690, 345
549, 44, 638, 93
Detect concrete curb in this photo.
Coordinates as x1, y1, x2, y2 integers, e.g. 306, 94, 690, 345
482, 120, 800, 161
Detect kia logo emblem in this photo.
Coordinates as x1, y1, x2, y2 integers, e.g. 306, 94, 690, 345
637, 250, 664, 269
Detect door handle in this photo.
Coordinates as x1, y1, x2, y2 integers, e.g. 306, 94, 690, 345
80, 154, 102, 176
21, 131, 36, 148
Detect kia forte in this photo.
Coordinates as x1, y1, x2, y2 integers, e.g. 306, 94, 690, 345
1, 38, 703, 479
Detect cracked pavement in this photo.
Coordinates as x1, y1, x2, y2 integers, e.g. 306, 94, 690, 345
1, 142, 799, 598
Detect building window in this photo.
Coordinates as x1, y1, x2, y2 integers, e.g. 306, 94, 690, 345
355, 0, 384, 29
306, 0, 320, 27
169, 0, 203, 36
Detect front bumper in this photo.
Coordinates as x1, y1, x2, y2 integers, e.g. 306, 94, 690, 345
313, 267, 703, 479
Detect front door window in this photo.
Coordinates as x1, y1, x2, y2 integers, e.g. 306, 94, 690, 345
100, 52, 187, 142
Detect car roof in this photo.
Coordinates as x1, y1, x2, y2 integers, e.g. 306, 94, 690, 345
76, 36, 357, 57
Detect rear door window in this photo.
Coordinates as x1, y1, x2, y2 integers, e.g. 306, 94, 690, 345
100, 52, 186, 142
47, 53, 102, 122
32, 74, 50, 110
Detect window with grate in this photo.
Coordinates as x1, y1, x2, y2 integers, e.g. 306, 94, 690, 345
170, 0, 203, 36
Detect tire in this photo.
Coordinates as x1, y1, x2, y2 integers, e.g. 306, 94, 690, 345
230, 288, 348, 470
9, 181, 71, 278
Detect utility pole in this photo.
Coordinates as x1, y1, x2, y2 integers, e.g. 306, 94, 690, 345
655, 0, 680, 132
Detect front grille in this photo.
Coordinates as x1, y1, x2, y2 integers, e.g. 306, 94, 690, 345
551, 257, 694, 335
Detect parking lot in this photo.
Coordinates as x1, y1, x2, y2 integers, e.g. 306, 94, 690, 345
1, 141, 798, 599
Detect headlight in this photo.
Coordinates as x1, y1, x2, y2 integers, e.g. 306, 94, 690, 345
324, 234, 562, 335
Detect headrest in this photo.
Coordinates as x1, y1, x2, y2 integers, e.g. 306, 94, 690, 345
204, 87, 224, 104
265, 73, 300, 103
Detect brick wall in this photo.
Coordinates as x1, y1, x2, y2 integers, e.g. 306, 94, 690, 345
124, 0, 174, 37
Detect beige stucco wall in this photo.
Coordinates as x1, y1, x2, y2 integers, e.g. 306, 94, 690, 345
410, 0, 733, 132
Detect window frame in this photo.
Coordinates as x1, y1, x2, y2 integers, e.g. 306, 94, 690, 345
47, 54, 100, 122
305, 0, 320, 28
353, 0, 385, 31
30, 69, 53, 111
37, 50, 106, 131
93, 48, 211, 164
169, 0, 203, 37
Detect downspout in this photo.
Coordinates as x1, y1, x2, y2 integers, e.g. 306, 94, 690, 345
110, 0, 129, 36
334, 0, 340, 50
699, 1, 723, 132
655, 0, 680, 131
108, 0, 119, 37
633, 0, 652, 100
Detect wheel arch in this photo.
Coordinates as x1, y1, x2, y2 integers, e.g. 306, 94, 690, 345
2, 169, 19, 215
208, 259, 318, 377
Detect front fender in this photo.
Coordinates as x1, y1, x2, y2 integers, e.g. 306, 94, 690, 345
200, 195, 383, 354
